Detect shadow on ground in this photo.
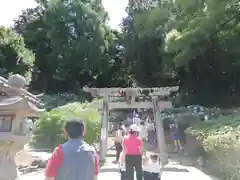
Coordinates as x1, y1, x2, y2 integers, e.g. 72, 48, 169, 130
162, 167, 189, 173
100, 168, 119, 173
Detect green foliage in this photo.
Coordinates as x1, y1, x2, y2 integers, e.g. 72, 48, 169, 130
121, 6, 177, 87
30, 102, 101, 150
121, 0, 240, 105
4, 0, 240, 107
0, 26, 34, 83
41, 93, 89, 110
133, 7, 169, 37
186, 116, 240, 137
186, 114, 240, 179
14, 0, 130, 94
164, 0, 240, 104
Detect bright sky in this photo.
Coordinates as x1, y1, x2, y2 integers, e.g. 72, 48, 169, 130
0, 0, 128, 30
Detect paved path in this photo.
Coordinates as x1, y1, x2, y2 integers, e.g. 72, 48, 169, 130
19, 141, 216, 180
19, 156, 120, 180
19, 155, 216, 180
161, 164, 214, 180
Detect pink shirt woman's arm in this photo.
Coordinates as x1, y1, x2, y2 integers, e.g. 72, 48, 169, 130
138, 137, 143, 153
122, 137, 127, 160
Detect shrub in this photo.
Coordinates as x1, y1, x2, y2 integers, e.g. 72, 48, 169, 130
41, 93, 89, 110
30, 102, 101, 150
186, 115, 240, 180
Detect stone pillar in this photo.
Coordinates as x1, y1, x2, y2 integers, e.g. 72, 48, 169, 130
0, 112, 28, 180
99, 95, 109, 164
0, 137, 27, 180
152, 97, 168, 166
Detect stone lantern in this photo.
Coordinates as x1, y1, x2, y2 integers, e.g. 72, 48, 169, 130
0, 74, 44, 180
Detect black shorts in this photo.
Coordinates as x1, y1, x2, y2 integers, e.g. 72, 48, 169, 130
143, 171, 160, 180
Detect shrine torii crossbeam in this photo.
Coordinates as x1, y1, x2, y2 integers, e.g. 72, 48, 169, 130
83, 87, 179, 166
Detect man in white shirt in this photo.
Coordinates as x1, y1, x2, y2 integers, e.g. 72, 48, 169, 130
133, 116, 141, 127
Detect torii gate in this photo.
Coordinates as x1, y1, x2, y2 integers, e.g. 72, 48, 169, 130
83, 87, 178, 166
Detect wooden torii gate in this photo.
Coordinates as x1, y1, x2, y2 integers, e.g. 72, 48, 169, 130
83, 87, 178, 166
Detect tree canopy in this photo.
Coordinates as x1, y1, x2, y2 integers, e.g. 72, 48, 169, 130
14, 0, 130, 93
121, 0, 240, 105
0, 26, 34, 83
0, 0, 237, 106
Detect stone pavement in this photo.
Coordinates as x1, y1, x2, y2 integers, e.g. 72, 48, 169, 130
19, 156, 120, 180
19, 154, 216, 180
18, 141, 216, 180
161, 164, 215, 180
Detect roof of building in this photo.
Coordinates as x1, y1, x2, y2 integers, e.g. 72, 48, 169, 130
0, 74, 44, 116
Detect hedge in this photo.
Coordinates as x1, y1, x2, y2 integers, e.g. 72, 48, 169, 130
30, 102, 101, 150
41, 93, 89, 110
186, 114, 240, 180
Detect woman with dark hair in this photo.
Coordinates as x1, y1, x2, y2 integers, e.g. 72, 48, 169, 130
123, 124, 143, 180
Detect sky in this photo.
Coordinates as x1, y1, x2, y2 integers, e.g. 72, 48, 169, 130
0, 0, 128, 29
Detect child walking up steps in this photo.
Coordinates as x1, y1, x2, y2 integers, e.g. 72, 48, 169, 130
143, 153, 162, 180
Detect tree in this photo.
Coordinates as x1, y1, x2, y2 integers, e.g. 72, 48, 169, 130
121, 4, 177, 87
165, 0, 240, 105
14, 0, 131, 93
120, 0, 240, 105
14, 5, 52, 91
0, 26, 34, 83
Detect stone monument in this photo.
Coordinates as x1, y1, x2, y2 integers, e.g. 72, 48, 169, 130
0, 74, 44, 180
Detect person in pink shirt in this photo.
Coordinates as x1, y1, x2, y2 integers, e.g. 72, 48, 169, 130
123, 124, 143, 180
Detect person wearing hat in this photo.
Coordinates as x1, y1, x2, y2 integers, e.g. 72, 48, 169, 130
45, 120, 99, 180
122, 124, 143, 180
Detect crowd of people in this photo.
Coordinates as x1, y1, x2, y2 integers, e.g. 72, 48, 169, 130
114, 117, 163, 164
43, 114, 183, 180
113, 114, 184, 180
116, 123, 161, 180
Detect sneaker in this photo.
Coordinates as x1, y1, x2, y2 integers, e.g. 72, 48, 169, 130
113, 160, 119, 164
173, 148, 178, 153
180, 147, 184, 151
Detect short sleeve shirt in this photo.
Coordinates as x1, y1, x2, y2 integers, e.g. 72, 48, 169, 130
45, 145, 99, 177
123, 134, 143, 155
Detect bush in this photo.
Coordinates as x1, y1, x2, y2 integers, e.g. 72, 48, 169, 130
41, 93, 89, 110
30, 102, 101, 150
186, 115, 240, 180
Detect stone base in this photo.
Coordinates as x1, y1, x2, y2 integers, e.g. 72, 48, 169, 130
0, 137, 27, 180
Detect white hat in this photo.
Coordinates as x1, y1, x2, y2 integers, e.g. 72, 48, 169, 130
129, 124, 140, 132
